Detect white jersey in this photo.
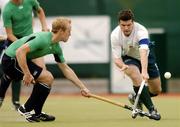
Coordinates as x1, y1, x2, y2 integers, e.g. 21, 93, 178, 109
111, 22, 149, 60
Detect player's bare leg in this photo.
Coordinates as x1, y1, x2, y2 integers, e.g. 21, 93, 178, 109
148, 77, 161, 96
32, 57, 46, 70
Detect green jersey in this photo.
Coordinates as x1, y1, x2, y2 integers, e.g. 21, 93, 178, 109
5, 32, 65, 63
2, 0, 40, 37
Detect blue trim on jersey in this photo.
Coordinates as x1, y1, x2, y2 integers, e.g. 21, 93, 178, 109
139, 38, 150, 45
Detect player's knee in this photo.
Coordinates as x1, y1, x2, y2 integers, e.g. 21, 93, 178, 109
155, 88, 162, 94
130, 74, 141, 84
37, 71, 54, 86
45, 72, 54, 86
148, 80, 162, 94
150, 87, 162, 95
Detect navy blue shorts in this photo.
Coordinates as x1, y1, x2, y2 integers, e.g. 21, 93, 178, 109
1, 54, 42, 81
122, 47, 160, 79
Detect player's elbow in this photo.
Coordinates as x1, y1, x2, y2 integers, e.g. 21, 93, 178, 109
16, 48, 23, 57
16, 47, 28, 58
37, 7, 44, 15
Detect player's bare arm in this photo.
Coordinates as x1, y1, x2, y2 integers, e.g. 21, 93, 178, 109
5, 27, 18, 42
16, 44, 34, 86
139, 48, 149, 80
36, 7, 49, 31
57, 62, 90, 97
114, 58, 129, 71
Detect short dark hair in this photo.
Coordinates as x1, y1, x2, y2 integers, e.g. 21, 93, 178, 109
118, 9, 134, 22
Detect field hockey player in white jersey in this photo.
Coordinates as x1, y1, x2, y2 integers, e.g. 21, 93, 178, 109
111, 9, 161, 120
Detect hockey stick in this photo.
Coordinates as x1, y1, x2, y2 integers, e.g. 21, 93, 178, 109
89, 93, 132, 110
89, 93, 152, 119
132, 80, 146, 118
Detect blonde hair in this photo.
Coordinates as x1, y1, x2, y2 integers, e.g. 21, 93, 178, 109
52, 17, 71, 33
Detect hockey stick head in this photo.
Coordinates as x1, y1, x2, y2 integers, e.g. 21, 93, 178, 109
133, 109, 161, 121
131, 109, 139, 119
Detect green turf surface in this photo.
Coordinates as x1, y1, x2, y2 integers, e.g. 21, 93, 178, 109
0, 95, 179, 127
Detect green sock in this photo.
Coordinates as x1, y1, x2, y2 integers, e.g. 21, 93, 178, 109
11, 80, 21, 103
133, 85, 154, 110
